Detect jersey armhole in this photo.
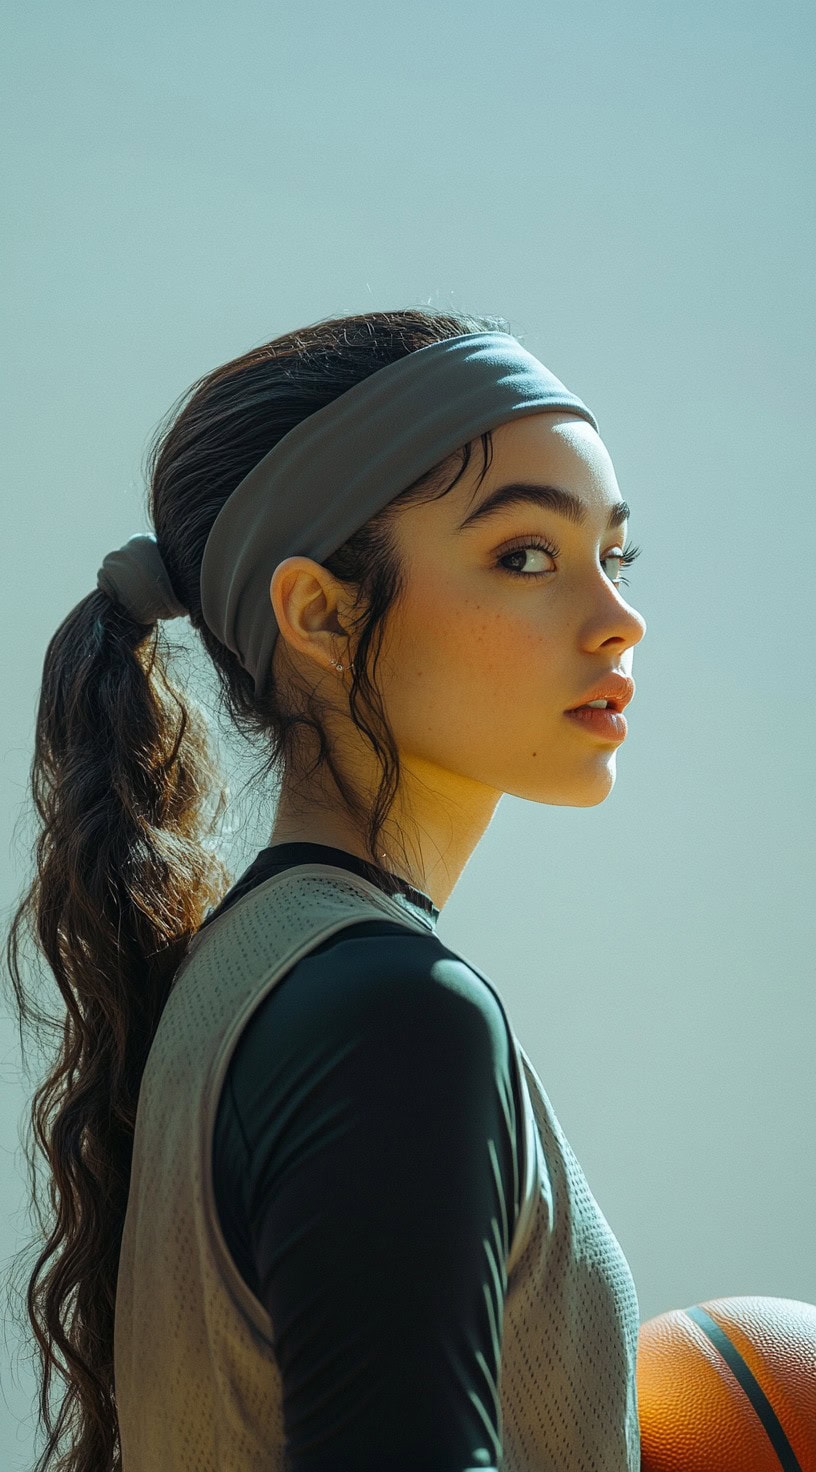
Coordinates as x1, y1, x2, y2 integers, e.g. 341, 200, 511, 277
506, 1039, 540, 1279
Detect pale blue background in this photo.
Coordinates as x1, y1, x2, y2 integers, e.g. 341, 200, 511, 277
1, 1, 814, 1464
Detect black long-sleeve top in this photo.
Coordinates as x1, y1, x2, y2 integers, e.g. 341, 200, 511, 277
206, 842, 522, 1472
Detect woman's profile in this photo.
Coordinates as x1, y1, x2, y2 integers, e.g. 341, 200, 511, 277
4, 306, 647, 1471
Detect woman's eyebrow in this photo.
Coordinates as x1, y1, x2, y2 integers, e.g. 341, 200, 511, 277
457, 481, 630, 532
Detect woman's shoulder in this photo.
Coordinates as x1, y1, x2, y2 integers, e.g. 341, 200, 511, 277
242, 917, 511, 1057
221, 918, 518, 1146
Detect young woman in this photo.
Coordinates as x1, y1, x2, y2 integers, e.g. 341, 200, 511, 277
5, 307, 646, 1472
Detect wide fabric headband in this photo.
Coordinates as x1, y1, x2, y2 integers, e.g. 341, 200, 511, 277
97, 331, 599, 696
199, 331, 599, 696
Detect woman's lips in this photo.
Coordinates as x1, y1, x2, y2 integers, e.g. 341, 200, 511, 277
564, 706, 627, 740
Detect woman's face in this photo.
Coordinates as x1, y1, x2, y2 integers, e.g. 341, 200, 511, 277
269, 410, 647, 893
376, 411, 647, 813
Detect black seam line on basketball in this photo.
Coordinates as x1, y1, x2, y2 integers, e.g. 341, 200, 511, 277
683, 1305, 803, 1472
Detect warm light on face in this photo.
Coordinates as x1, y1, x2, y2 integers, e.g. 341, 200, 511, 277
375, 412, 646, 804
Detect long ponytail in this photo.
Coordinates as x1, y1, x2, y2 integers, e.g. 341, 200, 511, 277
4, 594, 230, 1470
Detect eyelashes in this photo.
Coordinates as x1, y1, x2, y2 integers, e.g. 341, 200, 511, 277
496, 536, 643, 587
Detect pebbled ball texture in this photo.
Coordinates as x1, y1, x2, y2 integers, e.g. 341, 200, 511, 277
637, 1295, 816, 1472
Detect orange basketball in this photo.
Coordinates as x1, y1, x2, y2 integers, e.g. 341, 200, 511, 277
636, 1296, 816, 1471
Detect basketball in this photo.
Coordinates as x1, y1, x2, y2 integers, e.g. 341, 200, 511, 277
637, 1295, 816, 1471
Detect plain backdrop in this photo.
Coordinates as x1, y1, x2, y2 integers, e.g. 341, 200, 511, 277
1, 1, 814, 1465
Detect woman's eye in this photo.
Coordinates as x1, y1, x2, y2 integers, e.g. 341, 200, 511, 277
495, 537, 558, 579
495, 537, 642, 587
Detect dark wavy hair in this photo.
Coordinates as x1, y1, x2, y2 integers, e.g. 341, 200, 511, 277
1, 304, 509, 1471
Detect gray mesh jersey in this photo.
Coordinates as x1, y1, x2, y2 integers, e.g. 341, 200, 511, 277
114, 862, 641, 1470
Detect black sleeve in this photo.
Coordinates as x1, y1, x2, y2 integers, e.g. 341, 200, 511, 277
216, 926, 522, 1472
